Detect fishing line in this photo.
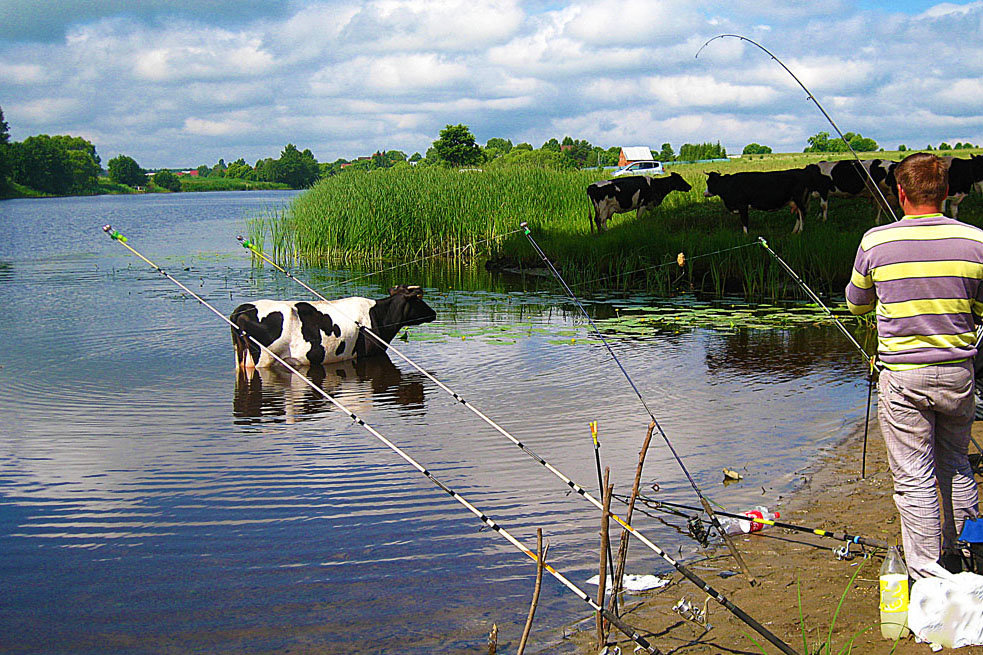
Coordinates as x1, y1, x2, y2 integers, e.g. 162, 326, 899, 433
696, 34, 899, 223
236, 234, 800, 655
618, 495, 888, 551
569, 241, 759, 289
247, 227, 527, 294
522, 226, 762, 589
101, 224, 661, 655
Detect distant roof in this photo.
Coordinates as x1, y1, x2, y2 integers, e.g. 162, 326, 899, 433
621, 146, 653, 160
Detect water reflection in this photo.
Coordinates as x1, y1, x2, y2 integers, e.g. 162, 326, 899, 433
703, 327, 866, 382
233, 352, 426, 424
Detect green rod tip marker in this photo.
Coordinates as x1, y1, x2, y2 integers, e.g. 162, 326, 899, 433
102, 224, 127, 242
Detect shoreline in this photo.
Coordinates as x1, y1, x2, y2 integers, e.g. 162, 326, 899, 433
564, 416, 983, 654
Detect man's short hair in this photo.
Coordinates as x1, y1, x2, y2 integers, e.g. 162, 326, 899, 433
895, 152, 949, 207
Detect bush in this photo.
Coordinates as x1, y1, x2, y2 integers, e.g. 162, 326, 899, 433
153, 170, 181, 192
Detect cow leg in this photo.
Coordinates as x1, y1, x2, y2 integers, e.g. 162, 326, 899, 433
949, 194, 966, 219
739, 208, 750, 234
821, 198, 828, 222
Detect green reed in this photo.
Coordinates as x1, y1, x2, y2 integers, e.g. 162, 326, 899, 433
252, 157, 983, 300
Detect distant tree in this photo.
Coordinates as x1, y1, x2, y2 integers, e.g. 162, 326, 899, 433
804, 131, 831, 153
153, 170, 181, 192
742, 143, 772, 155
805, 131, 877, 153
409, 152, 422, 162
196, 164, 210, 177
939, 142, 952, 151
432, 124, 482, 167
225, 158, 251, 179
926, 144, 935, 150
541, 137, 561, 152
386, 150, 407, 163
486, 148, 576, 170
485, 138, 512, 153
898, 145, 908, 151
514, 142, 533, 151
658, 143, 675, 161
210, 158, 227, 178
0, 106, 12, 193
10, 135, 74, 194
108, 154, 146, 187
679, 141, 727, 161
560, 138, 593, 166
272, 144, 319, 188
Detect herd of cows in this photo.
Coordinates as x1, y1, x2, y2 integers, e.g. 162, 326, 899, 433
587, 154, 983, 234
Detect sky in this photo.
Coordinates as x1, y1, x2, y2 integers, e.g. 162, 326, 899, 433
1, 0, 982, 168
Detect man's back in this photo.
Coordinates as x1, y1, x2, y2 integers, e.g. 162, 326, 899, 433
845, 213, 983, 369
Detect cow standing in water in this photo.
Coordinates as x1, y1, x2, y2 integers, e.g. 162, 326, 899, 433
231, 285, 436, 370
586, 172, 692, 232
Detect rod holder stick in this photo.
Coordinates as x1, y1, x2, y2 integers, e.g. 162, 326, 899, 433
105, 226, 663, 655
523, 226, 759, 587
610, 420, 655, 614
239, 230, 798, 655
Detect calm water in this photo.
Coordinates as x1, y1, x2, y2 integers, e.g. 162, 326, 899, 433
0, 191, 868, 654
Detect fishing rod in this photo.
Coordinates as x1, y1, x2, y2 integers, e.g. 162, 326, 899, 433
757, 237, 879, 478
522, 226, 760, 589
696, 34, 899, 223
248, 227, 527, 294
237, 235, 801, 655
101, 224, 661, 655
619, 495, 888, 551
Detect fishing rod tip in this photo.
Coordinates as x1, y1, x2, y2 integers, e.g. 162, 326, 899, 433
102, 224, 112, 233
519, 221, 528, 228
236, 235, 244, 242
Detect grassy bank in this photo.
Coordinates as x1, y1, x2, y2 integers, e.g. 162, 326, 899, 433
249, 151, 983, 299
180, 177, 291, 192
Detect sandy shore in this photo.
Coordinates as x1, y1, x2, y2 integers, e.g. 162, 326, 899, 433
566, 419, 983, 655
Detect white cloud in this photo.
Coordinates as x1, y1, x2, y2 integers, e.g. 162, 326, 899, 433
0, 61, 46, 84
2, 1, 981, 164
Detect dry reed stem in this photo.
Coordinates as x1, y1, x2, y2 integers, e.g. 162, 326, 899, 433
517, 528, 548, 655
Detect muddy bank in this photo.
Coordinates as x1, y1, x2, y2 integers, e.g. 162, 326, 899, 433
563, 420, 983, 655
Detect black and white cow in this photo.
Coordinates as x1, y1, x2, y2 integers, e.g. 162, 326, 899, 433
230, 285, 436, 370
942, 155, 983, 219
811, 159, 899, 222
703, 166, 825, 234
586, 172, 692, 232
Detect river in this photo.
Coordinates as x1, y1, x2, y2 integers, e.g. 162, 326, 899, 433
0, 191, 868, 654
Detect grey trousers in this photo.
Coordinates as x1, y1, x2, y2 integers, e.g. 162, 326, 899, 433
878, 360, 980, 579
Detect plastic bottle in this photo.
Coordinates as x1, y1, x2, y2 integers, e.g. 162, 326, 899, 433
879, 545, 911, 640
716, 507, 780, 535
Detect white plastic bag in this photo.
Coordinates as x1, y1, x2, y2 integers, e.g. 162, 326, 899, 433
909, 568, 983, 648
585, 573, 671, 593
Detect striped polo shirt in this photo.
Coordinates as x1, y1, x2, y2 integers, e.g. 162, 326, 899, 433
845, 213, 983, 370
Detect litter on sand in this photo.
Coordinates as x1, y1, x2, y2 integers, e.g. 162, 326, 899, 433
585, 573, 672, 593
909, 565, 983, 649
722, 468, 744, 481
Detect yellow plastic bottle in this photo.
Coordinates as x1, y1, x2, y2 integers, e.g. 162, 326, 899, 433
879, 545, 911, 640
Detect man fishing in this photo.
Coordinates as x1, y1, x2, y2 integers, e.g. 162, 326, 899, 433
846, 152, 983, 579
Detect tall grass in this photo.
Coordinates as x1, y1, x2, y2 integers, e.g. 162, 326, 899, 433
251, 154, 983, 299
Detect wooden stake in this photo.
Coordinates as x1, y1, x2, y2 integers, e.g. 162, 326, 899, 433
597, 468, 613, 648
610, 420, 655, 613
487, 623, 498, 655
517, 528, 548, 655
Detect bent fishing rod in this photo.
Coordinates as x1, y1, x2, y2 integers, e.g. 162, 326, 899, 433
101, 224, 661, 655
618, 495, 888, 551
237, 235, 800, 655
521, 227, 760, 588
696, 34, 899, 223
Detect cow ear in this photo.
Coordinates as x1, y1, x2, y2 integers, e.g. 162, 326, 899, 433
389, 286, 402, 296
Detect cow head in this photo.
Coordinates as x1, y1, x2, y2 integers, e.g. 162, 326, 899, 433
362, 285, 437, 355
703, 172, 721, 198
668, 172, 692, 193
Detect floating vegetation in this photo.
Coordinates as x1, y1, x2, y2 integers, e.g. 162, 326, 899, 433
400, 296, 873, 346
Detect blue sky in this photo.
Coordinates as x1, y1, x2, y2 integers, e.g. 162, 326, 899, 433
1, 1, 981, 167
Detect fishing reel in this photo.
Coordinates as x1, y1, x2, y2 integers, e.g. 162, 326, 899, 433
687, 515, 710, 548
833, 542, 871, 561
672, 596, 712, 631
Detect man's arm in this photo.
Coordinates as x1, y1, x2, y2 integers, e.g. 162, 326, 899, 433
845, 245, 875, 315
